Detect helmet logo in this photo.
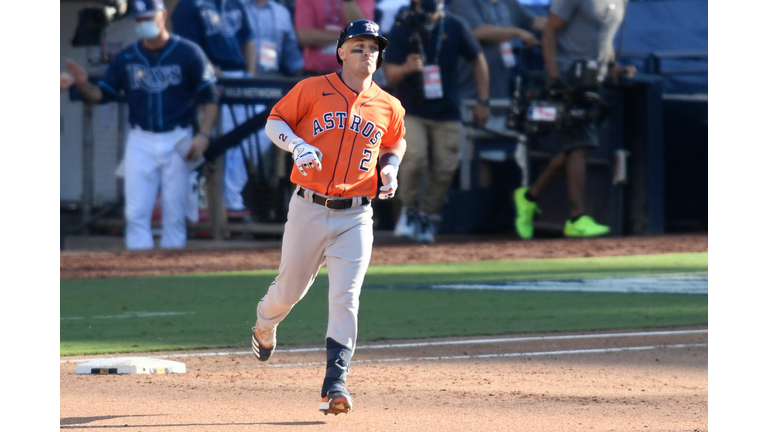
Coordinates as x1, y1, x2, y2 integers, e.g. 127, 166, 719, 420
363, 22, 378, 33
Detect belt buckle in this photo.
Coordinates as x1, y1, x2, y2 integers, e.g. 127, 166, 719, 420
324, 199, 333, 210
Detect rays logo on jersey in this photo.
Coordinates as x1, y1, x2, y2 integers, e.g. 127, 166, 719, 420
200, 8, 242, 37
127, 64, 183, 93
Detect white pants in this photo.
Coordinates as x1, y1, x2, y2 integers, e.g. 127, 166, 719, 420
124, 127, 192, 250
220, 70, 269, 211
256, 188, 374, 351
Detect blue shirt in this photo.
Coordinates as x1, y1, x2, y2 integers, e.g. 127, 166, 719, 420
247, 0, 304, 75
172, 0, 256, 71
98, 35, 217, 132
386, 12, 482, 121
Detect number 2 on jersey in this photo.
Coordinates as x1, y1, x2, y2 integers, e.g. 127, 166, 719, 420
359, 148, 373, 172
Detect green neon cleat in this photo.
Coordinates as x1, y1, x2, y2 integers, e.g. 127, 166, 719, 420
564, 215, 610, 237
513, 187, 541, 240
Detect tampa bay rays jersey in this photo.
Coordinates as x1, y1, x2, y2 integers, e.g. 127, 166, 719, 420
172, 0, 256, 71
98, 34, 217, 132
269, 73, 406, 198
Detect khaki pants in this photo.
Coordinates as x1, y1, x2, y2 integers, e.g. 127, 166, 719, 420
397, 115, 463, 216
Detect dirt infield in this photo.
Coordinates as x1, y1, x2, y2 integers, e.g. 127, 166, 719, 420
60, 329, 708, 431
60, 233, 708, 430
60, 233, 708, 279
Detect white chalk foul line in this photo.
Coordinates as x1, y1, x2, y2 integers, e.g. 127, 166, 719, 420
61, 329, 707, 364
252, 343, 709, 368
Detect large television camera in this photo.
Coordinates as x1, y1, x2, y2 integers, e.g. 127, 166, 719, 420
393, 0, 437, 55
507, 59, 613, 137
71, 0, 129, 47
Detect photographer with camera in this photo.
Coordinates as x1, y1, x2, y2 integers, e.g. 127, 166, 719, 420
384, 0, 490, 243
513, 0, 636, 239
448, 0, 546, 103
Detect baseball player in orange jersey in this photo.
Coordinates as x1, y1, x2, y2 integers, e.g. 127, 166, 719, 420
250, 19, 406, 416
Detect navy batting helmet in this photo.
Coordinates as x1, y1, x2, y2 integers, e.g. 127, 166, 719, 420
336, 19, 388, 69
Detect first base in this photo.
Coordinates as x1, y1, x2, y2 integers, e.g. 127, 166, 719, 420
75, 357, 187, 375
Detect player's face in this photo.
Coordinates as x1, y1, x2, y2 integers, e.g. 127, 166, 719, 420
339, 36, 379, 76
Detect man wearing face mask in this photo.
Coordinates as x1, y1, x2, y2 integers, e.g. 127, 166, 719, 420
384, 0, 490, 243
173, 0, 260, 220
63, 0, 219, 249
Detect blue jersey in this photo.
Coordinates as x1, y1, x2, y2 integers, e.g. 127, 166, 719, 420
98, 34, 217, 132
172, 0, 256, 71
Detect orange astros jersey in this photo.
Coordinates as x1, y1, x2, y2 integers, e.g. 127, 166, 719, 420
269, 73, 406, 198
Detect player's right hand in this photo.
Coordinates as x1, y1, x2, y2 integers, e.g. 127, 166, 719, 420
289, 139, 323, 176
66, 59, 89, 86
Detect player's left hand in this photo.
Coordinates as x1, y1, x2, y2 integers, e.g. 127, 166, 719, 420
378, 165, 398, 200
186, 133, 209, 161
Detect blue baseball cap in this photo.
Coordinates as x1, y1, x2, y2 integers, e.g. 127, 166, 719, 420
130, 0, 165, 18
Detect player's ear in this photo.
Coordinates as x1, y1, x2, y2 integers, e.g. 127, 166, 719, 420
338, 47, 346, 62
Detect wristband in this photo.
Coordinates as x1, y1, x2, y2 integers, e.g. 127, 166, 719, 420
379, 153, 400, 170
477, 99, 489, 107
198, 131, 211, 140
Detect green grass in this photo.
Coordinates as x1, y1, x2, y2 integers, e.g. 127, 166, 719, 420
60, 252, 708, 356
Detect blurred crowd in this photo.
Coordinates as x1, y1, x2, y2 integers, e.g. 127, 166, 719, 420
65, 0, 633, 249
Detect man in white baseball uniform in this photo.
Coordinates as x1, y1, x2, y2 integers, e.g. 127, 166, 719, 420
64, 0, 219, 249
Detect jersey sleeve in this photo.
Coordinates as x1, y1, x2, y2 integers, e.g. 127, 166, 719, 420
447, 0, 485, 30
549, 0, 578, 22
269, 79, 312, 132
383, 23, 408, 65
508, 0, 536, 29
189, 44, 218, 103
96, 54, 124, 102
237, 0, 257, 45
456, 16, 482, 62
293, 0, 316, 30
171, 0, 204, 45
381, 99, 406, 148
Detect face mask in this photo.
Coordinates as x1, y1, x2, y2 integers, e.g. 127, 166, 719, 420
135, 21, 160, 39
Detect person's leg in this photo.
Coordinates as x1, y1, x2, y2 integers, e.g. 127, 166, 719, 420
529, 152, 567, 200
222, 103, 250, 212
561, 124, 609, 237
393, 115, 429, 238
252, 191, 331, 361
159, 130, 193, 249
255, 192, 328, 334
320, 203, 374, 414
124, 130, 160, 250
415, 120, 463, 242
565, 146, 588, 218
420, 119, 461, 215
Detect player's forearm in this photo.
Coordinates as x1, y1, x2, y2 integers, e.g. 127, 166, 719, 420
471, 54, 490, 101
542, 26, 560, 80
472, 25, 522, 43
265, 119, 302, 152
384, 63, 415, 87
342, 1, 366, 22
243, 39, 257, 76
296, 29, 339, 48
77, 81, 104, 103
379, 138, 406, 165
198, 103, 219, 136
